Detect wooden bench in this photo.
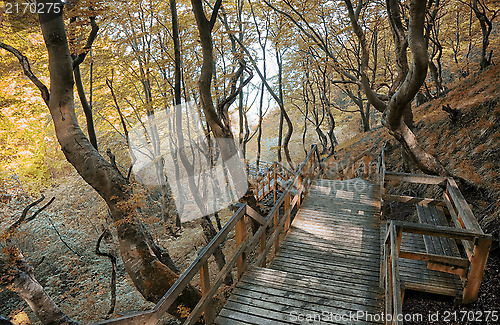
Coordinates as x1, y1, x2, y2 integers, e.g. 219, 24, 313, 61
378, 148, 492, 305
416, 204, 461, 258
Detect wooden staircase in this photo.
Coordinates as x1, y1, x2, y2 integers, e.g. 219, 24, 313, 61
215, 179, 384, 324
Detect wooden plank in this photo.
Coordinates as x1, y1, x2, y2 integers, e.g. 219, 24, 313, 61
427, 262, 468, 277
281, 244, 381, 268
214, 316, 254, 325
394, 221, 488, 240
385, 171, 447, 185
399, 250, 469, 268
271, 261, 377, 286
295, 209, 380, 222
272, 255, 380, 279
288, 227, 381, 244
290, 221, 381, 237
278, 243, 381, 268
416, 204, 462, 258
416, 204, 445, 256
250, 267, 383, 295
294, 213, 380, 227
429, 205, 461, 256
235, 279, 382, 312
226, 294, 377, 325
284, 233, 381, 254
402, 281, 462, 298
217, 304, 287, 325
229, 289, 381, 324
446, 179, 483, 233
443, 192, 473, 257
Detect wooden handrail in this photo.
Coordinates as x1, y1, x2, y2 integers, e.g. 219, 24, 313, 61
391, 220, 490, 240
94, 145, 322, 325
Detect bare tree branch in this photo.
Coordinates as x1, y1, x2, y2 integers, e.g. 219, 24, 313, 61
72, 16, 99, 69
0, 42, 50, 106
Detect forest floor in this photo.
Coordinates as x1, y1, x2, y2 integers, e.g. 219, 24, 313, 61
0, 170, 239, 324
330, 63, 500, 323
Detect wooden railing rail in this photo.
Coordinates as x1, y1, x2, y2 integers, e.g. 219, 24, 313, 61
93, 145, 322, 325
378, 149, 492, 304
254, 160, 298, 202
325, 150, 375, 180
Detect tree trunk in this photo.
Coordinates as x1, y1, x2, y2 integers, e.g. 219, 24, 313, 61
344, 0, 448, 176
384, 0, 448, 176
38, 6, 201, 319
0, 258, 79, 325
170, 0, 182, 106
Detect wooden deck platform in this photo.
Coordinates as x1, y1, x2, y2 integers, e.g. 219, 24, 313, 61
215, 179, 384, 324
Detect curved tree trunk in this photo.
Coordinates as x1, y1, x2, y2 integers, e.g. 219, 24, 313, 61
1, 254, 79, 325
38, 6, 201, 320
344, 0, 448, 176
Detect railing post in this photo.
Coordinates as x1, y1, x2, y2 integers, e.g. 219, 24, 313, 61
273, 210, 279, 256
235, 216, 247, 279
284, 190, 291, 232
297, 175, 303, 207
363, 155, 370, 179
273, 162, 277, 204
259, 232, 266, 267
462, 237, 492, 303
199, 263, 214, 324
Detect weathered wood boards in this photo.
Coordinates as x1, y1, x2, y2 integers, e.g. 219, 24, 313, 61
215, 179, 384, 325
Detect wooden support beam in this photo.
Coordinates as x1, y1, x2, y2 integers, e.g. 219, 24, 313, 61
427, 262, 468, 278
363, 155, 370, 179
273, 211, 279, 256
199, 263, 214, 325
399, 250, 470, 269
390, 225, 403, 324
245, 205, 266, 225
446, 179, 482, 233
462, 237, 492, 304
443, 191, 474, 258
273, 162, 277, 204
284, 191, 291, 233
235, 216, 248, 279
385, 171, 447, 185
259, 233, 266, 267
